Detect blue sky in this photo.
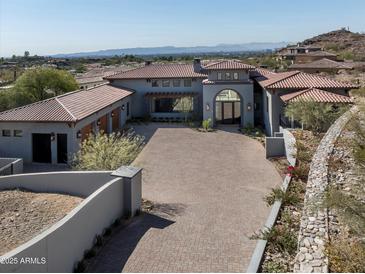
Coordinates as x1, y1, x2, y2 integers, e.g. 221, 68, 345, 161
0, 0, 364, 57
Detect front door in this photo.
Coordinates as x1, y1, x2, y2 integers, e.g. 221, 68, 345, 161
216, 101, 241, 124
32, 133, 52, 163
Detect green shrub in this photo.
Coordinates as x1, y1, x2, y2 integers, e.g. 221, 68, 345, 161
285, 100, 349, 133
265, 183, 302, 207
251, 225, 297, 255
201, 118, 212, 131
73, 130, 144, 170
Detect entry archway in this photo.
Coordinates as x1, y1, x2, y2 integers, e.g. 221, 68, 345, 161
215, 89, 242, 124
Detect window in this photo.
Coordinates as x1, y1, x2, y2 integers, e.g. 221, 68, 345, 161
266, 96, 269, 112
152, 80, 159, 87
127, 102, 130, 116
154, 97, 193, 113
225, 72, 231, 80
217, 72, 222, 80
162, 80, 170, 87
184, 79, 192, 87
2, 130, 11, 137
173, 79, 181, 87
14, 130, 23, 137
233, 72, 239, 80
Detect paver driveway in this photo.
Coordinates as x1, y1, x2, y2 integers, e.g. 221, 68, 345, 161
88, 123, 282, 273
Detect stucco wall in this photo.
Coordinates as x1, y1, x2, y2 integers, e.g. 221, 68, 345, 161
0, 158, 23, 175
0, 96, 131, 164
0, 169, 142, 273
202, 82, 254, 127
207, 70, 249, 81
111, 79, 204, 118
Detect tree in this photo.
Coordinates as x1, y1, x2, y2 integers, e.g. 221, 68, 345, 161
12, 68, 78, 106
284, 100, 349, 133
24, 51, 30, 58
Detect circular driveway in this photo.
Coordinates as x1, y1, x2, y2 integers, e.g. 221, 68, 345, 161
89, 124, 282, 272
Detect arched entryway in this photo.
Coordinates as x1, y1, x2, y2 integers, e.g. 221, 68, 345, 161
215, 89, 242, 124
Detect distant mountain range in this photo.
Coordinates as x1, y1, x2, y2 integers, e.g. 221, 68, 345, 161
51, 42, 290, 58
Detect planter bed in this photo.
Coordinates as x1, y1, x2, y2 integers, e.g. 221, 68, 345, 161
0, 188, 83, 255
258, 130, 323, 272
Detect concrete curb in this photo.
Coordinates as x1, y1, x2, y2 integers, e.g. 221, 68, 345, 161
247, 128, 297, 273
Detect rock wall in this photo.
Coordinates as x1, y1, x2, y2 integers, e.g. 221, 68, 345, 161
294, 107, 356, 273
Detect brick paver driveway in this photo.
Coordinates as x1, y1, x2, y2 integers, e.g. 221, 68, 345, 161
88, 123, 282, 272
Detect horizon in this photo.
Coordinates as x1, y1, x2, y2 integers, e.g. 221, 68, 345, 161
1, 0, 365, 57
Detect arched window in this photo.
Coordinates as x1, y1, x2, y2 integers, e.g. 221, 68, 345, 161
215, 89, 240, 102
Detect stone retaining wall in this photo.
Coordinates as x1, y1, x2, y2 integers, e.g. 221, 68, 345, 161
294, 107, 356, 273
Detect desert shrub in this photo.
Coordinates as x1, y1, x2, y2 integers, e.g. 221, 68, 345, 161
285, 100, 349, 133
326, 238, 365, 273
262, 260, 288, 273
265, 186, 301, 207
324, 187, 365, 236
73, 130, 144, 170
252, 225, 297, 255
201, 118, 212, 131
241, 123, 264, 136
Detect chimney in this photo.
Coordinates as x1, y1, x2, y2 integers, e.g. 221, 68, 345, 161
145, 60, 152, 66
193, 58, 201, 72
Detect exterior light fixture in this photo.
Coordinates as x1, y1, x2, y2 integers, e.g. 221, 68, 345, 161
97, 119, 101, 126
111, 112, 115, 117
50, 132, 56, 141
121, 104, 125, 111
247, 103, 252, 111
206, 103, 210, 111
76, 130, 82, 139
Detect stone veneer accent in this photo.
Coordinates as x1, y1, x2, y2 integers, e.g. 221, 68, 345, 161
294, 107, 356, 273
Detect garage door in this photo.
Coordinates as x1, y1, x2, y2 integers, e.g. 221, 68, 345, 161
32, 133, 52, 163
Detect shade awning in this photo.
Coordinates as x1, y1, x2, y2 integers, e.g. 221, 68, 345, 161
145, 92, 198, 98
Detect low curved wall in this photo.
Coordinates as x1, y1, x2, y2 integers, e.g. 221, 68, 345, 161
0, 168, 142, 273
247, 127, 297, 273
294, 107, 356, 273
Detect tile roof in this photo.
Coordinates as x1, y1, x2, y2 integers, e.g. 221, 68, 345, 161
258, 70, 358, 90
289, 58, 353, 69
280, 88, 353, 103
105, 64, 207, 80
203, 60, 255, 70
0, 84, 134, 123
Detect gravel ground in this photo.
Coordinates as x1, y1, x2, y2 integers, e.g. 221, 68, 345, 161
0, 189, 83, 255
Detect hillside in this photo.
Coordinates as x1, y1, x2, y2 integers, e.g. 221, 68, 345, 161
302, 29, 365, 60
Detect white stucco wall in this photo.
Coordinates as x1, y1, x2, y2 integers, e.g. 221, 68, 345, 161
202, 82, 254, 127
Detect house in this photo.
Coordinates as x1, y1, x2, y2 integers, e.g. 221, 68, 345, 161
277, 44, 337, 64
288, 58, 353, 73
0, 59, 357, 164
0, 84, 132, 164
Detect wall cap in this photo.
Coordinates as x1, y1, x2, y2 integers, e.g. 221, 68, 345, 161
111, 166, 142, 179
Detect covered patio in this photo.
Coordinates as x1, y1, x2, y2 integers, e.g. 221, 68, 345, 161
144, 91, 199, 121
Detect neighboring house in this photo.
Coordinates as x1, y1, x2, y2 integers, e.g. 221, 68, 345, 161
277, 44, 337, 64
76, 76, 108, 90
0, 84, 132, 164
288, 58, 353, 73
0, 59, 357, 164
